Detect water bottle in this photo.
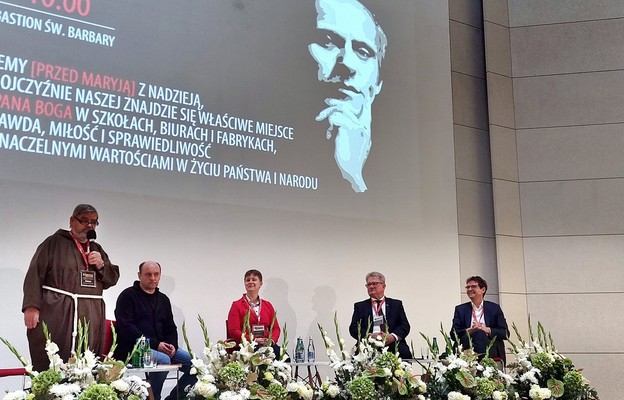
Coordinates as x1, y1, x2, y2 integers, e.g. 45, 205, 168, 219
143, 338, 153, 367
445, 341, 453, 357
295, 337, 305, 363
307, 337, 315, 363
432, 337, 439, 357
132, 338, 144, 367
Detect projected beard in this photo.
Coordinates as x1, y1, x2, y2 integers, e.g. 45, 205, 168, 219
308, 0, 386, 193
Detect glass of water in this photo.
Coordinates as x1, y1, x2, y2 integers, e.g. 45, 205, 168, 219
143, 350, 155, 368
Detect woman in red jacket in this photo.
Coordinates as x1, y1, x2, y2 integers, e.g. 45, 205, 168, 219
227, 269, 281, 348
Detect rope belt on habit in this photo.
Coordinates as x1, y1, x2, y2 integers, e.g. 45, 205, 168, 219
42, 285, 103, 354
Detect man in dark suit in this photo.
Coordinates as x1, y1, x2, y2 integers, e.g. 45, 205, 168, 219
349, 271, 412, 360
451, 276, 509, 362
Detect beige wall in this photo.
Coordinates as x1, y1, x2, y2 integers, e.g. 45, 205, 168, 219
506, 2, 624, 397
449, 0, 623, 398
449, 0, 500, 306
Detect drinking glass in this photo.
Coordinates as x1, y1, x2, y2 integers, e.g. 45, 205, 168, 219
143, 350, 155, 368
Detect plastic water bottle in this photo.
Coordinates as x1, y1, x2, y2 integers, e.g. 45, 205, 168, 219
307, 337, 315, 363
143, 338, 153, 367
432, 337, 439, 357
445, 340, 453, 357
295, 337, 305, 363
132, 338, 144, 367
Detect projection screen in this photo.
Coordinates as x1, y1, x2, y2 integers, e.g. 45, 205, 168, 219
0, 0, 459, 382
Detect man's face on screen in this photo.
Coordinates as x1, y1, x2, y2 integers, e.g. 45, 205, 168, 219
308, 0, 384, 193
309, 0, 382, 115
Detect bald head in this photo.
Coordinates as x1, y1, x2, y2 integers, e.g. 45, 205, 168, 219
138, 261, 161, 294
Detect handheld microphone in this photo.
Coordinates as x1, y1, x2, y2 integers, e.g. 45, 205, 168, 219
87, 230, 97, 269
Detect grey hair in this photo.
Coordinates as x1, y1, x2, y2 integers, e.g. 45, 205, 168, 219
72, 204, 98, 217
366, 271, 386, 283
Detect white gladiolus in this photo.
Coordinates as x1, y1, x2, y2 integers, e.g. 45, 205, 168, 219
48, 383, 81, 400
448, 391, 471, 400
48, 353, 64, 370
326, 384, 340, 397
529, 385, 551, 400
493, 390, 508, 400
520, 368, 540, 384
111, 379, 130, 393
194, 381, 218, 398
2, 390, 28, 400
45, 341, 60, 355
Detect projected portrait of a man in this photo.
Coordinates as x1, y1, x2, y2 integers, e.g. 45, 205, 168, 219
308, 0, 387, 193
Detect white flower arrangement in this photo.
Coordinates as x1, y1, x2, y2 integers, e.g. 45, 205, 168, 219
528, 384, 552, 400
447, 391, 471, 400
1, 391, 29, 400
506, 320, 598, 400
1, 321, 150, 400
184, 314, 313, 400
317, 312, 427, 400
419, 327, 513, 400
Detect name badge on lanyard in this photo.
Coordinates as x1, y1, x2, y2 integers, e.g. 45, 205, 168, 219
70, 232, 95, 288
252, 324, 265, 337
81, 270, 96, 288
372, 299, 385, 326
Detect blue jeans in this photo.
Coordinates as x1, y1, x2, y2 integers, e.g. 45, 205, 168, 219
147, 348, 196, 400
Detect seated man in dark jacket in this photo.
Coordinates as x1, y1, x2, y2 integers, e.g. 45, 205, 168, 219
349, 271, 412, 360
451, 275, 509, 362
115, 261, 196, 400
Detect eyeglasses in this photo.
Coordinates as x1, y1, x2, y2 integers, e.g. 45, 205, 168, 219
465, 284, 480, 290
365, 282, 383, 288
74, 216, 99, 226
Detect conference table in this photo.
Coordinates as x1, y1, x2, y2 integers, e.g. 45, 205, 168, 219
126, 363, 181, 400
290, 361, 328, 389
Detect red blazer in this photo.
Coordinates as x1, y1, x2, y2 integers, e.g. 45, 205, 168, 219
227, 295, 281, 344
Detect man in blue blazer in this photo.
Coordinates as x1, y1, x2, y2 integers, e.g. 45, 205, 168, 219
349, 271, 413, 360
451, 276, 509, 362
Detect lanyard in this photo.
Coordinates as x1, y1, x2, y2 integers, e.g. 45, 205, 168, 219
372, 298, 385, 316
246, 295, 262, 319
69, 232, 90, 270
471, 305, 484, 325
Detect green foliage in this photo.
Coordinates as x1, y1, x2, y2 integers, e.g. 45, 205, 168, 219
480, 357, 499, 370
182, 320, 195, 359
563, 370, 585, 397
531, 352, 553, 372
348, 376, 376, 400
78, 383, 118, 400
31, 369, 62, 398
475, 377, 496, 398
455, 369, 477, 389
198, 315, 211, 350
507, 318, 599, 400
266, 382, 288, 400
375, 351, 399, 371
547, 378, 565, 398
76, 318, 90, 358
219, 362, 248, 391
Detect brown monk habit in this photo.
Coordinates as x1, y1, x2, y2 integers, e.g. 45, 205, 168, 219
22, 229, 120, 371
